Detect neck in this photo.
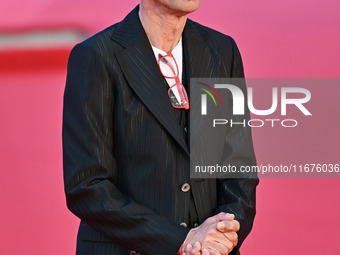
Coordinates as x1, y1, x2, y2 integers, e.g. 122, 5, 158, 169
139, 2, 187, 53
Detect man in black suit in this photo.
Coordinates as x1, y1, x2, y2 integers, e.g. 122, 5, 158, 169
63, 0, 258, 254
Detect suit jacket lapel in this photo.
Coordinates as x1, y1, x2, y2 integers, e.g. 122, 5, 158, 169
182, 20, 221, 81
111, 6, 189, 155
182, 20, 221, 153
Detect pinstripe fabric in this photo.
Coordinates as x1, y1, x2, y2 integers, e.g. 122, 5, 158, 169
63, 5, 258, 255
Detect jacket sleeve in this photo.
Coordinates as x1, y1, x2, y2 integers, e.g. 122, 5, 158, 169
214, 37, 259, 255
62, 43, 189, 255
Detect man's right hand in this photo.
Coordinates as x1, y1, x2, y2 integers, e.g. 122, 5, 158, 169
178, 212, 240, 255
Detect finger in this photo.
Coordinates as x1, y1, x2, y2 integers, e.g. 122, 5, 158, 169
206, 249, 219, 255
204, 213, 234, 228
202, 249, 211, 255
215, 239, 234, 255
204, 242, 228, 255
216, 220, 240, 232
209, 230, 235, 254
215, 212, 235, 222
185, 244, 193, 253
185, 242, 201, 255
191, 242, 201, 253
222, 231, 238, 247
191, 249, 202, 255
234, 220, 240, 231
202, 238, 228, 255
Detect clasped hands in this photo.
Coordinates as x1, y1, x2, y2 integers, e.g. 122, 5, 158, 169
178, 212, 240, 255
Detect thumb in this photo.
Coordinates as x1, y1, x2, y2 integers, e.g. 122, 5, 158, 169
216, 221, 227, 232
216, 212, 235, 222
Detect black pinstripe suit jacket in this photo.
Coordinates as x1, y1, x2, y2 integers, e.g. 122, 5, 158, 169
63, 5, 258, 255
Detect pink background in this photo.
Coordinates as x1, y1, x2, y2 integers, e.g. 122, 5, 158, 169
1, 0, 339, 254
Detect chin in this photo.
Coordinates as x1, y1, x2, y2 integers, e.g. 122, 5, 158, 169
184, 1, 200, 12
170, 0, 201, 15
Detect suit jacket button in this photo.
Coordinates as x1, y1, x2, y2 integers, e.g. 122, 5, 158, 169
193, 223, 199, 228
130, 251, 139, 255
181, 183, 190, 192
180, 222, 188, 228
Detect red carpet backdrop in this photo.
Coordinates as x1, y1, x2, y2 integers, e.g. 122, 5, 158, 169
1, 0, 339, 254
